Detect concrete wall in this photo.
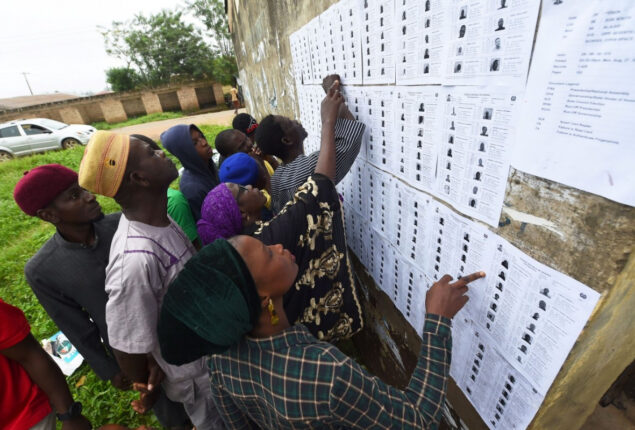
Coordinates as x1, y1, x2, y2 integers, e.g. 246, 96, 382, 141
227, 1, 635, 429
0, 81, 224, 125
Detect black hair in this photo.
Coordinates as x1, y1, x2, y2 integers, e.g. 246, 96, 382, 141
232, 113, 257, 135
255, 115, 286, 158
215, 129, 240, 157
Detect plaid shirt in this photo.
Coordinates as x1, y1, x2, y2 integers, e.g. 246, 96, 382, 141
208, 314, 452, 429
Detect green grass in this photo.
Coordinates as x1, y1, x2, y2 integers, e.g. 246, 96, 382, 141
0, 123, 228, 428
91, 112, 184, 130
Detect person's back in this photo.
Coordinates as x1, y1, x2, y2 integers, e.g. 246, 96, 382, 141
161, 125, 219, 220
209, 316, 450, 429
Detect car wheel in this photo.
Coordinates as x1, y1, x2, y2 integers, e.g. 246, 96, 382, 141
0, 151, 13, 162
62, 138, 80, 149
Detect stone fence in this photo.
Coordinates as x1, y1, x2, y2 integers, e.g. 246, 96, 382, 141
0, 81, 225, 125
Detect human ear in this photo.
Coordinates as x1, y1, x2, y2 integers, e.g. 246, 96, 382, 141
281, 136, 294, 147
37, 208, 59, 224
130, 170, 150, 187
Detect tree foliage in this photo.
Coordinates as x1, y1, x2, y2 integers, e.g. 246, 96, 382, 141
187, 0, 234, 57
101, 4, 238, 91
105, 67, 141, 92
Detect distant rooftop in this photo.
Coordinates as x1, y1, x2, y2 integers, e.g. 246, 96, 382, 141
0, 93, 79, 109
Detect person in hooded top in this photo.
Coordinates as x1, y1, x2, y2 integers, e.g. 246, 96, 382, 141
161, 124, 219, 220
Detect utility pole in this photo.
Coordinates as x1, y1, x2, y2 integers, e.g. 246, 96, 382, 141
21, 72, 33, 95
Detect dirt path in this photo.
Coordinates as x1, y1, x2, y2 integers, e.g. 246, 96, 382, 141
112, 108, 246, 141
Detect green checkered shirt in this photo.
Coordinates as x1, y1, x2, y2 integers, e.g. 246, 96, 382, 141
208, 314, 452, 429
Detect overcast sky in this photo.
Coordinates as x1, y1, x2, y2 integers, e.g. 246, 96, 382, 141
0, 0, 190, 99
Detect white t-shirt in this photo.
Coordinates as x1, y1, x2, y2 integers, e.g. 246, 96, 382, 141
105, 214, 206, 391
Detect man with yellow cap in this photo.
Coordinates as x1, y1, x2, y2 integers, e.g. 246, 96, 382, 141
78, 131, 223, 429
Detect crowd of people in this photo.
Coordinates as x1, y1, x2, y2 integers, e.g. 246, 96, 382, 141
2, 76, 485, 429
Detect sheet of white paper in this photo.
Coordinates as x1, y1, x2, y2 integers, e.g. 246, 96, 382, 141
329, 0, 364, 84
434, 87, 520, 227
360, 0, 396, 84
512, 0, 635, 206
341, 164, 600, 430
296, 85, 324, 154
306, 16, 325, 85
395, 0, 449, 84
289, 27, 313, 85
361, 86, 396, 171
391, 86, 442, 194
444, 0, 540, 85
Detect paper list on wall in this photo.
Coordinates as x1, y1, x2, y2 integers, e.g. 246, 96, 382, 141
512, 0, 635, 206
450, 317, 544, 430
360, 86, 395, 170
296, 85, 324, 154
307, 16, 325, 84
444, 0, 540, 85
328, 0, 364, 84
340, 159, 600, 430
395, 0, 448, 84
391, 87, 441, 194
289, 27, 313, 85
360, 0, 396, 84
434, 87, 519, 227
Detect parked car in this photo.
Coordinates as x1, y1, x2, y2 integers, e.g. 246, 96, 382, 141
0, 118, 96, 161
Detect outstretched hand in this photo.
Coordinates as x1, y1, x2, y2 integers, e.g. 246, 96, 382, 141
425, 271, 485, 319
320, 80, 344, 127
322, 74, 342, 93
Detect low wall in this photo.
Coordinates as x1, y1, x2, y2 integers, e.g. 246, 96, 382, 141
0, 81, 225, 125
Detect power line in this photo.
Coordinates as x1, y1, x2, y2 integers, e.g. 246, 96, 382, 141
21, 72, 34, 95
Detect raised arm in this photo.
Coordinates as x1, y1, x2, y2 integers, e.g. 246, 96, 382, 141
315, 80, 344, 181
329, 272, 485, 429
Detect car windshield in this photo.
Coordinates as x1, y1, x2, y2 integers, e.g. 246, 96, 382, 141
38, 119, 68, 130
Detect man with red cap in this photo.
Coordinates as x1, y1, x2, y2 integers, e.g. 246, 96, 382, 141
14, 164, 191, 429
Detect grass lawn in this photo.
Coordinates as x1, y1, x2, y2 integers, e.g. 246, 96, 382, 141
0, 124, 228, 428
91, 112, 184, 130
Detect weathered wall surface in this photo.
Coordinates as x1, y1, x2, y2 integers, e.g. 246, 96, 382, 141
227, 1, 635, 429
0, 81, 225, 125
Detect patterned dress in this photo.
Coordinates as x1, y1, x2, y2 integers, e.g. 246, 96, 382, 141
250, 173, 363, 341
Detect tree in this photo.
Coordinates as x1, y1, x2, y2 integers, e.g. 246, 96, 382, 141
210, 55, 238, 86
105, 67, 141, 92
101, 10, 216, 88
187, 0, 234, 58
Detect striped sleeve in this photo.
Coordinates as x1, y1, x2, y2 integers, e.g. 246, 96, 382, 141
271, 117, 365, 213
329, 314, 452, 429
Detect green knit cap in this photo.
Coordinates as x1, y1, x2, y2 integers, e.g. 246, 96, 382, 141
158, 239, 261, 365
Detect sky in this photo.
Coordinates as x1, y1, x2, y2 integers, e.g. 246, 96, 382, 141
0, 0, 190, 99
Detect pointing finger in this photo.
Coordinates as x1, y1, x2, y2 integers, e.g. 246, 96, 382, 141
451, 271, 485, 288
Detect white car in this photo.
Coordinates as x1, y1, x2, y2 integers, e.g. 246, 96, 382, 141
0, 118, 96, 161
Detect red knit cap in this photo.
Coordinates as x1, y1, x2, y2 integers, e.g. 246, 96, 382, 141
14, 164, 78, 216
